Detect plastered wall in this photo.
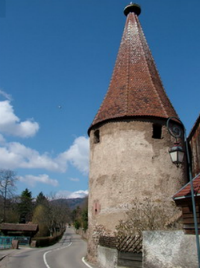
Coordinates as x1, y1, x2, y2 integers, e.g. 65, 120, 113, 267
87, 119, 187, 261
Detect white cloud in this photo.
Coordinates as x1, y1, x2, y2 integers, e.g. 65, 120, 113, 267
0, 93, 88, 176
0, 100, 39, 137
68, 190, 88, 199
70, 178, 80, 182
59, 136, 89, 174
56, 190, 88, 199
55, 190, 71, 199
0, 142, 65, 171
0, 136, 89, 174
18, 174, 58, 187
0, 90, 89, 193
10, 142, 59, 170
0, 89, 12, 101
0, 134, 5, 144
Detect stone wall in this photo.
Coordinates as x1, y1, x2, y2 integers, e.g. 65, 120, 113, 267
143, 230, 199, 268
88, 118, 187, 260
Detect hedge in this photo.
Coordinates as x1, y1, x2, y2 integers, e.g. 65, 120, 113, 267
32, 230, 65, 247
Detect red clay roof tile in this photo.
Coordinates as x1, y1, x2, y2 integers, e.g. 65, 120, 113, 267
173, 173, 200, 199
89, 5, 178, 133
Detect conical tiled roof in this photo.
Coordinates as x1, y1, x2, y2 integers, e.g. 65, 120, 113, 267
89, 4, 178, 133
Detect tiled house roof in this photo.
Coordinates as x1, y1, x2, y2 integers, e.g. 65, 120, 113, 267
89, 4, 178, 133
0, 223, 38, 232
173, 173, 200, 199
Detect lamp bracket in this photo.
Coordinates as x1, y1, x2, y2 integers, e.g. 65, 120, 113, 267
167, 117, 183, 140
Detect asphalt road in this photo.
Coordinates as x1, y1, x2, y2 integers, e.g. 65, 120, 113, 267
0, 228, 91, 268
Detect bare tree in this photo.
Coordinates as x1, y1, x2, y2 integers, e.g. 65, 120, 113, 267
33, 193, 70, 237
115, 198, 182, 237
46, 198, 70, 235
0, 169, 18, 222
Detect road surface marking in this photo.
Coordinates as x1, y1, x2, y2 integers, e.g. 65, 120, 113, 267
43, 242, 72, 268
82, 257, 94, 268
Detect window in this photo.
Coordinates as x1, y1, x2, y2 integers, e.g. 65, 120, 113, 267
152, 124, 162, 139
94, 129, 100, 143
94, 201, 101, 215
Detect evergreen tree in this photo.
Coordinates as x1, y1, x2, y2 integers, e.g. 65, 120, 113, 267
35, 192, 48, 207
18, 188, 33, 223
82, 208, 88, 231
71, 197, 88, 231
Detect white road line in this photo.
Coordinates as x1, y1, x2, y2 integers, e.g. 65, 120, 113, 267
43, 242, 72, 268
43, 250, 51, 268
82, 257, 94, 268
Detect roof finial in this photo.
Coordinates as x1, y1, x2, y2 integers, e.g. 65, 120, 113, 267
124, 3, 141, 16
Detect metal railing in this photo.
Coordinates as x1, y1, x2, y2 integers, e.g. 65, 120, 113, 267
0, 236, 30, 249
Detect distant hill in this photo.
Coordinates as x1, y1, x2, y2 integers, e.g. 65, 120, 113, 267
51, 197, 87, 211
66, 197, 87, 210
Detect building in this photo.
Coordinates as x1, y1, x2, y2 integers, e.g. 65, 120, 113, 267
87, 3, 187, 261
189, 114, 200, 178
0, 223, 38, 237
142, 116, 200, 268
173, 114, 200, 234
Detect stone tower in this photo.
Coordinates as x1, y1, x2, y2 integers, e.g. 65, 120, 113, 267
87, 3, 187, 261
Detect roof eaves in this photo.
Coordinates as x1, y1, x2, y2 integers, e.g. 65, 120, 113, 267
173, 172, 200, 199
174, 193, 200, 200
88, 114, 170, 135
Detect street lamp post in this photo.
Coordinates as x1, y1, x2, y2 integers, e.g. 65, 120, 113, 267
167, 117, 200, 267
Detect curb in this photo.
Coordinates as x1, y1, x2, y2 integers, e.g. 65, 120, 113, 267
0, 255, 6, 261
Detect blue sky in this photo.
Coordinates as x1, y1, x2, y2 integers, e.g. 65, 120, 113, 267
0, 0, 199, 199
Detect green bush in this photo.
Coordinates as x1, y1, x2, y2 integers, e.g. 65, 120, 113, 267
74, 220, 81, 230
